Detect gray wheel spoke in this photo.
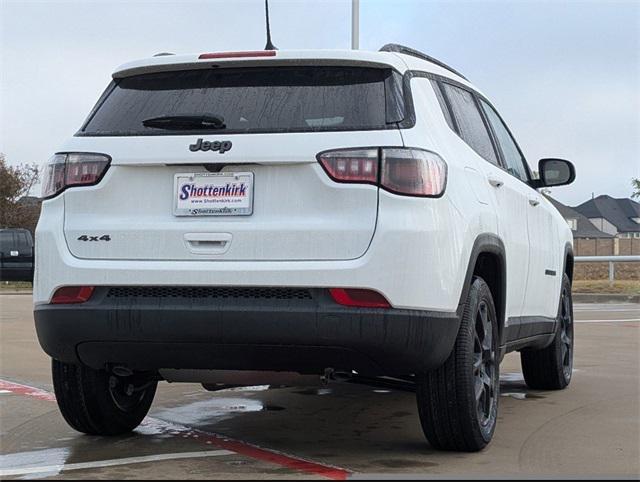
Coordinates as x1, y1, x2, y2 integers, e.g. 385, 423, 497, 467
481, 369, 491, 389
483, 329, 492, 352
473, 354, 483, 372
475, 377, 484, 401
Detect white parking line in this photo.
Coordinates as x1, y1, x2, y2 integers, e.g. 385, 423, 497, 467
575, 308, 640, 312
0, 450, 234, 477
575, 318, 640, 323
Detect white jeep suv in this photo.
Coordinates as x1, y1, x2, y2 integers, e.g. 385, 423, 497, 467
34, 44, 576, 451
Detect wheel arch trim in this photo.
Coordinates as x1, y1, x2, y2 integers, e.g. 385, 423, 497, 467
562, 242, 574, 282
457, 234, 507, 343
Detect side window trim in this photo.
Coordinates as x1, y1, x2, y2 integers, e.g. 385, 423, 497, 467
477, 97, 534, 184
430, 79, 459, 133
471, 91, 507, 170
437, 79, 502, 167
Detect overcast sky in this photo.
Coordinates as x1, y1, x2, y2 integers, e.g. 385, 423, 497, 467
1, 0, 638, 205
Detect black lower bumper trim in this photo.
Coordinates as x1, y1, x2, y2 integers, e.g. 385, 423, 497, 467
34, 287, 460, 376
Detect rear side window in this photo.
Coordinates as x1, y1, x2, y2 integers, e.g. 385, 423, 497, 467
479, 99, 530, 182
441, 83, 499, 165
430, 80, 456, 131
16, 232, 31, 252
0, 232, 13, 253
81, 66, 405, 136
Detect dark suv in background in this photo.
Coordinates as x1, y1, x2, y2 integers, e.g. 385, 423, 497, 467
0, 228, 34, 282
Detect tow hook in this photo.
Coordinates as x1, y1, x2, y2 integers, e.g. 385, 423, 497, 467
320, 368, 354, 385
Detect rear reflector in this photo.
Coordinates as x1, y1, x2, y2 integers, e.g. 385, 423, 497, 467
199, 51, 276, 59
329, 288, 391, 308
51, 286, 95, 304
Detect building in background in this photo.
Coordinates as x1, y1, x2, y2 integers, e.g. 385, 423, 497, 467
547, 196, 639, 256
547, 197, 614, 240
574, 195, 640, 239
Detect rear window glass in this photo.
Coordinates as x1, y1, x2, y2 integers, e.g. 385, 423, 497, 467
81, 66, 404, 136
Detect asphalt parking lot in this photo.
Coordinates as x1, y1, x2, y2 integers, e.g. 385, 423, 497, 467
1, 294, 638, 479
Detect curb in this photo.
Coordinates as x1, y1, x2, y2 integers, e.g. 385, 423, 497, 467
0, 291, 32, 296
573, 293, 640, 304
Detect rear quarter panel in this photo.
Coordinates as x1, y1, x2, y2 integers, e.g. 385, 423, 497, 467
394, 76, 500, 309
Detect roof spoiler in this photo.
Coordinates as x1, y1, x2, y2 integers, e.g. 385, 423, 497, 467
379, 43, 468, 81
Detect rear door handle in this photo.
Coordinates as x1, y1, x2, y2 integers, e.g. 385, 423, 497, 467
529, 197, 540, 207
488, 176, 504, 188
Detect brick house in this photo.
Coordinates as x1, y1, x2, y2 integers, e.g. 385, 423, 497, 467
547, 197, 613, 240
574, 195, 640, 239
545, 197, 640, 257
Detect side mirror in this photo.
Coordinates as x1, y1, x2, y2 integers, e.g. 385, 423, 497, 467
537, 158, 576, 187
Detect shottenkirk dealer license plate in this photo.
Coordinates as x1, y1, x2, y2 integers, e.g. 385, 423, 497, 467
174, 172, 254, 216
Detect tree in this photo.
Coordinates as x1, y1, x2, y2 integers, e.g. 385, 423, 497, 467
632, 178, 640, 200
0, 153, 41, 233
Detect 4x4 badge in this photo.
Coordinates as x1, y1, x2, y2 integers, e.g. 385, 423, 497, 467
189, 139, 233, 154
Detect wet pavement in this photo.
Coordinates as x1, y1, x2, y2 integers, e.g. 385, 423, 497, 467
1, 294, 638, 479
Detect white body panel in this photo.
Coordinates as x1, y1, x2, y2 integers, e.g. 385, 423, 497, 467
60, 131, 403, 261
35, 190, 466, 311
475, 160, 530, 319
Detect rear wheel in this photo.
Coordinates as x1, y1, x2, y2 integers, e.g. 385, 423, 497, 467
521, 274, 574, 390
52, 359, 157, 435
416, 276, 499, 452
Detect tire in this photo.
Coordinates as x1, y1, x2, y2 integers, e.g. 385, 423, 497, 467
521, 274, 574, 390
416, 276, 500, 452
52, 359, 157, 435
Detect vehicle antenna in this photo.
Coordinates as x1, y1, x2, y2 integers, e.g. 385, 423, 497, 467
264, 0, 278, 50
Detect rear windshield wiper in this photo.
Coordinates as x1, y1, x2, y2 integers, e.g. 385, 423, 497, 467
142, 114, 226, 130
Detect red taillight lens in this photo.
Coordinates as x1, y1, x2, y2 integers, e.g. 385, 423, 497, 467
329, 288, 391, 308
317, 148, 446, 197
199, 51, 276, 59
42, 153, 110, 198
51, 286, 95, 304
317, 148, 379, 184
381, 148, 447, 197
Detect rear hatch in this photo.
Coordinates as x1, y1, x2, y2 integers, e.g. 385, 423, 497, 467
63, 62, 406, 261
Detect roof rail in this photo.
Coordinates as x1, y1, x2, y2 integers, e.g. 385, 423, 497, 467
379, 44, 468, 81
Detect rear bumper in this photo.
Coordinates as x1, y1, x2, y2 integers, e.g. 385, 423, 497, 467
34, 287, 460, 376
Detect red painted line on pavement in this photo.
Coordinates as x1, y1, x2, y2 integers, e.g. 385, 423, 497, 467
0, 379, 56, 402
177, 430, 349, 480
0, 378, 350, 480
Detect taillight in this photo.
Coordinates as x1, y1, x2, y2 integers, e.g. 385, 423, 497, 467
329, 288, 391, 308
317, 147, 447, 197
42, 153, 110, 199
381, 148, 447, 197
317, 148, 378, 184
51, 286, 95, 304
